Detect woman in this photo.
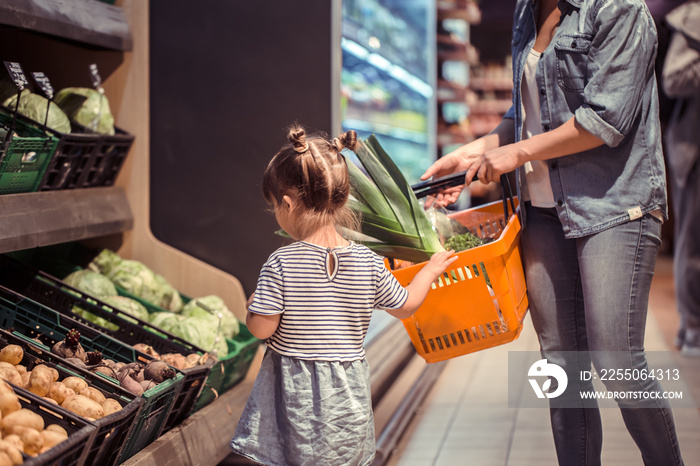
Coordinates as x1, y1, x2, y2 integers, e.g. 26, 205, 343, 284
422, 0, 684, 464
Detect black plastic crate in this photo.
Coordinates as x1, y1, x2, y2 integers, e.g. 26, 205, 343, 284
11, 384, 96, 466
0, 255, 212, 433
75, 124, 133, 188
0, 328, 143, 465
0, 285, 183, 463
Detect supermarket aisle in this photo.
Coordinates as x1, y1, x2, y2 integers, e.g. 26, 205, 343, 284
386, 254, 700, 466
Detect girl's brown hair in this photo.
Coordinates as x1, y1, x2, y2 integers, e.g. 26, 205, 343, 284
262, 124, 360, 238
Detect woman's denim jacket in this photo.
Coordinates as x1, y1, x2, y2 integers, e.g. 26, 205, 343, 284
504, 0, 667, 237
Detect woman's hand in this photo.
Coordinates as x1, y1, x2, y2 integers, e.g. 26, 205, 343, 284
477, 144, 527, 184
421, 141, 487, 207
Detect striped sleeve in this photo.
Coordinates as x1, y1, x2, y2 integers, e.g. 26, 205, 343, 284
248, 261, 284, 315
373, 259, 408, 310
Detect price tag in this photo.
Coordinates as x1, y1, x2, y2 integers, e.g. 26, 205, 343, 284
31, 72, 54, 100
3, 61, 29, 91
89, 63, 105, 93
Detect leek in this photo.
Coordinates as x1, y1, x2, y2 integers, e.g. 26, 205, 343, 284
343, 135, 445, 262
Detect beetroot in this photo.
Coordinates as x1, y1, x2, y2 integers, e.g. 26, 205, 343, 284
143, 361, 175, 383
51, 329, 87, 362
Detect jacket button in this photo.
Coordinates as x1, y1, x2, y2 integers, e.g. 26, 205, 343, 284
550, 162, 557, 169
571, 41, 577, 48
557, 200, 564, 207
543, 125, 551, 131
540, 88, 546, 96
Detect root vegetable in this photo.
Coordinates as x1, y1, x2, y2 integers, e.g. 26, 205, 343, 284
101, 398, 122, 416
51, 329, 86, 362
133, 344, 160, 359
62, 377, 88, 394
139, 380, 156, 392
0, 452, 11, 466
45, 424, 67, 437
161, 353, 186, 370
0, 383, 11, 395
0, 364, 14, 372
40, 429, 67, 450
48, 382, 75, 405
26, 367, 53, 397
143, 361, 175, 384
0, 393, 20, 417
43, 397, 58, 405
65, 358, 87, 369
20, 372, 30, 389
0, 346, 23, 366
0, 369, 21, 388
12, 366, 25, 376
16, 426, 43, 456
2, 436, 22, 452
1, 409, 44, 435
79, 386, 106, 405
185, 353, 202, 368
62, 395, 105, 420
119, 374, 143, 396
0, 441, 21, 465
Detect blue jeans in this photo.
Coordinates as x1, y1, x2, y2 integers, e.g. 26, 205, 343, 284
522, 203, 684, 466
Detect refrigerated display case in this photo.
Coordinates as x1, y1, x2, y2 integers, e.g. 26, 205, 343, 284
341, 0, 437, 184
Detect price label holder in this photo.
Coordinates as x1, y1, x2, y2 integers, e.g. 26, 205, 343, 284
2, 61, 31, 161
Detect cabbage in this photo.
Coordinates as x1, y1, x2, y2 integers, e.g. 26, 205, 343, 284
89, 249, 123, 276
182, 295, 239, 339
102, 296, 150, 323
169, 317, 228, 357
63, 270, 117, 299
3, 89, 71, 134
154, 274, 184, 313
149, 311, 180, 329
105, 259, 183, 313
54, 87, 115, 135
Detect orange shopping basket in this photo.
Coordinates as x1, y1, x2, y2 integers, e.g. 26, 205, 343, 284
391, 174, 529, 363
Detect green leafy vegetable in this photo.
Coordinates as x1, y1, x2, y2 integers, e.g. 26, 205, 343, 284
54, 87, 115, 135
182, 295, 240, 339
443, 232, 484, 253
3, 89, 71, 133
63, 270, 117, 299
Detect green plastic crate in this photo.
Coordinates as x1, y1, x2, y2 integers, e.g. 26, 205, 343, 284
0, 284, 184, 463
0, 109, 59, 194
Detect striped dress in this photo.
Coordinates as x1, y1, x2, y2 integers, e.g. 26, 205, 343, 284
231, 241, 408, 465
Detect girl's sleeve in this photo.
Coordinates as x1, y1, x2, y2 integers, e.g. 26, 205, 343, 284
373, 260, 408, 310
248, 262, 284, 315
574, 1, 658, 147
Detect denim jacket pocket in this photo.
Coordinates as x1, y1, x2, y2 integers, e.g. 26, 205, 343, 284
555, 34, 593, 92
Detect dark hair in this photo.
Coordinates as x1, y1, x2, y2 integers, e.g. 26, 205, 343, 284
262, 124, 360, 236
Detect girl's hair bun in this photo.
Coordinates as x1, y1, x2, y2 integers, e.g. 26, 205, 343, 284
288, 125, 309, 153
332, 130, 358, 152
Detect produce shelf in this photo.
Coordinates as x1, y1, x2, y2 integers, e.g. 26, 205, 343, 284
0, 0, 133, 51
0, 186, 133, 254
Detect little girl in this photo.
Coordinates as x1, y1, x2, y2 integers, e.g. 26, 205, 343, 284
230, 125, 457, 465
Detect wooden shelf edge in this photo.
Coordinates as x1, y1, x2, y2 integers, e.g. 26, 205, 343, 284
0, 0, 133, 51
0, 186, 134, 254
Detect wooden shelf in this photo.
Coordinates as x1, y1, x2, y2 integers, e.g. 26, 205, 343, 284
469, 76, 513, 92
0, 0, 133, 51
0, 186, 133, 254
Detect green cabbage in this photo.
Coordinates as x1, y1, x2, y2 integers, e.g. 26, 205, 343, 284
102, 296, 150, 323
169, 317, 228, 357
89, 249, 123, 276
54, 87, 115, 135
63, 269, 117, 299
3, 89, 71, 134
182, 295, 239, 339
71, 305, 118, 331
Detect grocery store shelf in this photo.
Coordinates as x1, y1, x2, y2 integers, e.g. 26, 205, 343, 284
0, 0, 133, 51
437, 1, 481, 24
469, 76, 513, 91
469, 99, 513, 115
0, 186, 133, 254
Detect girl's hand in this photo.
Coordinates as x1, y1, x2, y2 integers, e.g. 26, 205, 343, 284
421, 249, 459, 280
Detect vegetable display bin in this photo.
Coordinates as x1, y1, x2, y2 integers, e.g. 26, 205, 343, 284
391, 198, 529, 363
0, 285, 184, 463
0, 255, 212, 434
0, 328, 143, 466
10, 383, 97, 466
0, 107, 59, 194
0, 105, 101, 191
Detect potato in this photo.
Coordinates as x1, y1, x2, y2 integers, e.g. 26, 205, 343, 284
41, 429, 67, 450
0, 346, 23, 366
0, 451, 11, 466
0, 393, 20, 417
0, 364, 14, 373
61, 395, 105, 420
1, 409, 44, 436
0, 383, 12, 396
12, 366, 25, 376
32, 365, 58, 383
79, 386, 106, 405
15, 426, 42, 456
45, 424, 67, 437
20, 372, 30, 389
62, 376, 88, 394
43, 397, 58, 405
0, 369, 21, 388
48, 382, 75, 405
101, 398, 122, 416
26, 370, 52, 398
1, 436, 22, 452
0, 440, 22, 465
